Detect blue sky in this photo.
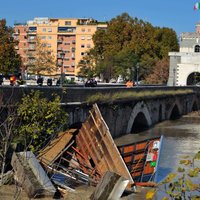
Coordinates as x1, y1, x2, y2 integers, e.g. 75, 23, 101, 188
1, 0, 200, 36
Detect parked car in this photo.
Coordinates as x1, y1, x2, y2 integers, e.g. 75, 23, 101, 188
47, 78, 53, 86
85, 78, 97, 87
0, 74, 3, 85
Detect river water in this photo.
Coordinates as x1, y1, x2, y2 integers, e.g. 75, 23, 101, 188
115, 114, 200, 183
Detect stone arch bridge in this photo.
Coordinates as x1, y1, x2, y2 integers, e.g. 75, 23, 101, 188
0, 86, 199, 138
67, 91, 199, 138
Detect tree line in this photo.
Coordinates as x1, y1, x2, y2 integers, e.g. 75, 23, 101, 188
0, 13, 179, 84
78, 13, 179, 84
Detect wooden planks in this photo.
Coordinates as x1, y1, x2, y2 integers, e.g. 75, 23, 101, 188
38, 129, 77, 166
76, 104, 134, 184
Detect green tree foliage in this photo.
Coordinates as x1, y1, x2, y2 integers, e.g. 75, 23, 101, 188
78, 13, 179, 82
78, 49, 97, 79
146, 152, 200, 200
26, 37, 56, 75
0, 19, 21, 75
17, 91, 68, 152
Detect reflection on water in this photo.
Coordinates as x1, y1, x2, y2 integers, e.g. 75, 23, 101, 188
115, 116, 200, 182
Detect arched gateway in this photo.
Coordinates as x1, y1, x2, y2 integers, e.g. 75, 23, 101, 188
168, 26, 200, 86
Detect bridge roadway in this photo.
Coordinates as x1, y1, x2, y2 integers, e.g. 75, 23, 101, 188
0, 85, 199, 138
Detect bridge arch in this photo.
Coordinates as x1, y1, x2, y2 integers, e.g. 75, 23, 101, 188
194, 45, 200, 52
168, 101, 182, 120
126, 101, 152, 134
186, 72, 200, 85
191, 99, 198, 112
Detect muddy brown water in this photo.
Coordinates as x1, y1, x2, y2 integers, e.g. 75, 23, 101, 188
115, 114, 200, 199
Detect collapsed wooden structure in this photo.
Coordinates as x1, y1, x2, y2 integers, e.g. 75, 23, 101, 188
11, 103, 162, 198
38, 104, 133, 190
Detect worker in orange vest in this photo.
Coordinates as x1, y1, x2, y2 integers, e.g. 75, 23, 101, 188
10, 75, 16, 86
126, 80, 134, 87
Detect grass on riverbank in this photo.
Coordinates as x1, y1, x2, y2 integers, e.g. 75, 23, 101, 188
86, 89, 194, 104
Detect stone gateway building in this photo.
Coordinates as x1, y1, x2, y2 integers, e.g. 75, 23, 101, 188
168, 22, 200, 86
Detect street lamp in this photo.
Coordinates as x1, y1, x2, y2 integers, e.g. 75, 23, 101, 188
136, 63, 139, 86
173, 68, 176, 86
60, 51, 65, 87
194, 72, 197, 85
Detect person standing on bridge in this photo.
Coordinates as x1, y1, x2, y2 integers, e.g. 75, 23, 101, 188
126, 80, 134, 87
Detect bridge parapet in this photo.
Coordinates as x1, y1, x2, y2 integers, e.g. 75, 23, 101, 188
0, 85, 199, 105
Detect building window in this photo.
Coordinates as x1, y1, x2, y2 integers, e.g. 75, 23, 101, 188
42, 28, 46, 32
29, 27, 37, 32
88, 29, 91, 32
29, 44, 35, 50
87, 36, 92, 40
48, 36, 52, 40
81, 44, 85, 48
195, 45, 200, 52
81, 52, 84, 56
58, 27, 76, 33
87, 44, 91, 48
64, 42, 70, 45
71, 47, 75, 52
41, 36, 46, 39
29, 36, 35, 39
81, 28, 85, 32
81, 36, 85, 40
47, 44, 51, 48
48, 28, 52, 32
65, 21, 71, 25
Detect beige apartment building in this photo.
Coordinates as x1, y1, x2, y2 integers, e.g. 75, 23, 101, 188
14, 17, 107, 80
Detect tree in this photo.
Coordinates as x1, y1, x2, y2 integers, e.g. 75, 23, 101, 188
114, 48, 139, 80
0, 90, 68, 186
26, 37, 56, 75
78, 49, 97, 79
144, 58, 169, 85
154, 27, 179, 59
79, 13, 179, 82
0, 19, 21, 75
17, 91, 68, 152
0, 105, 18, 185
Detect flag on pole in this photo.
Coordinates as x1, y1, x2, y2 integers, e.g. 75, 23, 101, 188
194, 2, 200, 10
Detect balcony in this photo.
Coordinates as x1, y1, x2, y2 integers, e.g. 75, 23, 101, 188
28, 47, 35, 51
57, 39, 63, 43
57, 62, 62, 67
14, 31, 19, 35
28, 39, 36, 43
57, 47, 63, 51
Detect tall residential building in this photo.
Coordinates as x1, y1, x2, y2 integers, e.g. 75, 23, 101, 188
14, 17, 107, 80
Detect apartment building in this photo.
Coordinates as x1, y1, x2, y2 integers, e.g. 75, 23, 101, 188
14, 17, 107, 80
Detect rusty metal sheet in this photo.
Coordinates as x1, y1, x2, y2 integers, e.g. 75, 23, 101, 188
76, 104, 134, 184
38, 129, 77, 166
